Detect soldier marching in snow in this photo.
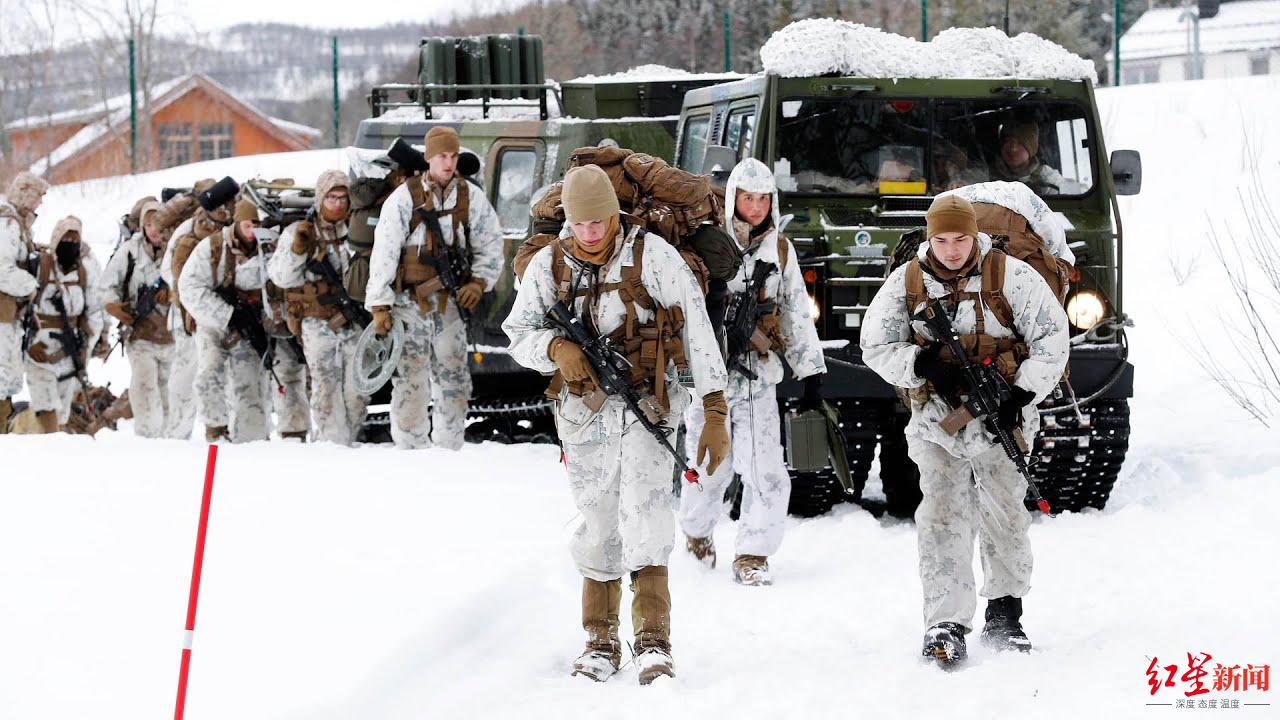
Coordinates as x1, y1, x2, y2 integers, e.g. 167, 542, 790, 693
0, 172, 49, 433
860, 194, 1068, 666
103, 199, 175, 437
679, 157, 827, 586
270, 169, 367, 445
178, 186, 272, 443
503, 164, 730, 685
364, 126, 503, 450
22, 216, 104, 433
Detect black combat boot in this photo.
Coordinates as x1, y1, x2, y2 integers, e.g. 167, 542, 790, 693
981, 596, 1032, 653
922, 622, 967, 667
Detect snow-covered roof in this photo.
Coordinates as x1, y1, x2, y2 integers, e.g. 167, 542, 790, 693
1108, 0, 1280, 62
5, 76, 188, 132
567, 64, 743, 84
760, 19, 1097, 82
25, 73, 320, 177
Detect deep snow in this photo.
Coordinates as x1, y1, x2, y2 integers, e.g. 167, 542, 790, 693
2, 75, 1278, 719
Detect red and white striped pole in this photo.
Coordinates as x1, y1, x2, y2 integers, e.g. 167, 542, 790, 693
174, 444, 219, 720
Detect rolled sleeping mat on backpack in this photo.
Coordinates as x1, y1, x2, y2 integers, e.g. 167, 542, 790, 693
161, 187, 190, 203
387, 137, 428, 175
457, 150, 481, 179
198, 176, 240, 211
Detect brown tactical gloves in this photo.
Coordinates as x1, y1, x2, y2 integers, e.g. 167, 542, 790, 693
291, 221, 317, 255
155, 288, 170, 306
372, 305, 393, 336
105, 302, 135, 326
548, 337, 593, 382
455, 278, 485, 311
696, 390, 730, 475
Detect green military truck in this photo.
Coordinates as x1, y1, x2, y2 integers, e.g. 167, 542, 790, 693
672, 73, 1141, 517
354, 34, 736, 441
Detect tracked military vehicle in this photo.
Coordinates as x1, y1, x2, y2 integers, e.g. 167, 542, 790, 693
674, 72, 1141, 516
354, 34, 736, 442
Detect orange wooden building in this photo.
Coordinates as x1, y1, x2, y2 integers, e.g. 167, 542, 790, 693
4, 74, 320, 185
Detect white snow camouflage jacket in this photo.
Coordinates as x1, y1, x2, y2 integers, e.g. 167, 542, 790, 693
860, 234, 1069, 459
363, 177, 503, 311
503, 223, 728, 422
177, 227, 266, 331
268, 219, 352, 289
0, 199, 39, 303
27, 247, 105, 367
103, 232, 170, 313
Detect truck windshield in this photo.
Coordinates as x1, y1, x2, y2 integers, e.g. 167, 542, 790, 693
775, 97, 1094, 197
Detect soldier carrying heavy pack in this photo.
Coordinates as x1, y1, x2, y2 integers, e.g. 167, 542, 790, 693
23, 216, 104, 433
364, 126, 503, 450
678, 158, 827, 586
103, 199, 174, 437
860, 195, 1069, 667
178, 184, 272, 443
0, 172, 49, 433
503, 164, 730, 685
270, 169, 366, 445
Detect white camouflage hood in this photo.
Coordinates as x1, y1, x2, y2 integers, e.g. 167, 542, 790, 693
723, 157, 780, 239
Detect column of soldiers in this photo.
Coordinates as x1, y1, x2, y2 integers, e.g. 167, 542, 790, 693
3, 130, 1069, 679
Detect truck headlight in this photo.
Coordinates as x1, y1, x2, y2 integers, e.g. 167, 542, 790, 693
1066, 290, 1106, 330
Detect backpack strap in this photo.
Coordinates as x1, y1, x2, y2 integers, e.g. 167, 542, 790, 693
904, 259, 925, 318
406, 175, 431, 239
453, 180, 471, 247
776, 234, 789, 274
981, 250, 1016, 331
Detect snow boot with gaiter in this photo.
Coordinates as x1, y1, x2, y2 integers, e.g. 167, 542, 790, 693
732, 554, 772, 586
922, 622, 968, 667
572, 577, 622, 681
685, 534, 716, 568
981, 595, 1032, 652
631, 565, 674, 685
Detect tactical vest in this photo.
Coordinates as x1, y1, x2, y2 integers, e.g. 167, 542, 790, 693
282, 220, 352, 333
394, 175, 471, 314
971, 202, 1074, 304
121, 243, 173, 346
0, 203, 36, 324
903, 250, 1028, 385
544, 226, 690, 415
170, 213, 225, 333
26, 250, 91, 364
742, 233, 792, 359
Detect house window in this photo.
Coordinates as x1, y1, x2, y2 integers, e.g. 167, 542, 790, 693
1250, 55, 1270, 76
158, 123, 192, 167
199, 123, 233, 160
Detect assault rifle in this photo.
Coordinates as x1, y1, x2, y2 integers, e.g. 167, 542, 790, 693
305, 254, 371, 328
133, 278, 166, 322
19, 251, 39, 353
48, 290, 98, 422
413, 206, 473, 322
722, 259, 777, 380
215, 286, 285, 392
545, 299, 701, 488
914, 299, 1052, 515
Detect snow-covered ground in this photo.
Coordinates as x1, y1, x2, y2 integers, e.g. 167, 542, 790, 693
3, 75, 1279, 718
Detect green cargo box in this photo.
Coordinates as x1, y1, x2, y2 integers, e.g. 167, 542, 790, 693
518, 35, 544, 100
487, 34, 522, 99
455, 36, 491, 100
418, 37, 457, 103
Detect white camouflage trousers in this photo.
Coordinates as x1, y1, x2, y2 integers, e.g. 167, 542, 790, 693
560, 392, 687, 582
194, 327, 269, 442
389, 300, 470, 450
126, 339, 173, 438
0, 320, 23, 398
910, 437, 1034, 630
271, 337, 310, 436
166, 326, 198, 439
300, 318, 365, 445
679, 384, 791, 558
24, 359, 77, 423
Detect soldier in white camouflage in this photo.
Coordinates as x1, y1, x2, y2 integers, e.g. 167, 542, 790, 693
503, 164, 731, 685
103, 199, 174, 437
0, 172, 49, 433
160, 179, 226, 439
364, 126, 503, 449
678, 157, 827, 586
23, 216, 104, 432
270, 169, 367, 445
178, 195, 271, 443
860, 194, 1069, 666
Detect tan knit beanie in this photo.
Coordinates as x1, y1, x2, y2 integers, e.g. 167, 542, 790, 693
6, 171, 49, 212
423, 126, 460, 160
233, 198, 258, 223
562, 165, 620, 223
926, 195, 979, 239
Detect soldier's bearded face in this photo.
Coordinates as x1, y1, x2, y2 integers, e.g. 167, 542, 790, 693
570, 220, 607, 248
929, 232, 974, 270
735, 190, 771, 227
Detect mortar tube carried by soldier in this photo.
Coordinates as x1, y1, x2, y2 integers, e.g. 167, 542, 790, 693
544, 298, 701, 489
915, 298, 1052, 515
